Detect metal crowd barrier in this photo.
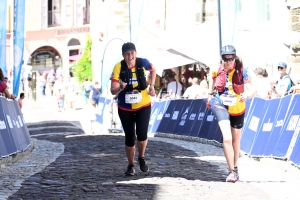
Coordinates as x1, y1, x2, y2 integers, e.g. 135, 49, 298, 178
95, 94, 300, 167
0, 97, 31, 158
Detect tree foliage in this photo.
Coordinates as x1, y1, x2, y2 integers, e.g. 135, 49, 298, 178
74, 34, 92, 83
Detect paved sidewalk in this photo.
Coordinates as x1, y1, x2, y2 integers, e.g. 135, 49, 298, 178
0, 96, 299, 199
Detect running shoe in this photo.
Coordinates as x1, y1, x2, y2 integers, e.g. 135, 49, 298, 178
234, 166, 239, 181
226, 170, 238, 183
124, 165, 135, 176
138, 157, 149, 172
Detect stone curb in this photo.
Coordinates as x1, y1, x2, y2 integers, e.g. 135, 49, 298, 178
0, 141, 34, 167
154, 132, 223, 148
154, 133, 300, 177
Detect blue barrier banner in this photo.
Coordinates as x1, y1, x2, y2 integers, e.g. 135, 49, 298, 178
151, 100, 169, 133
11, 100, 31, 150
206, 113, 220, 141
95, 97, 106, 124
289, 119, 300, 166
272, 94, 300, 158
198, 108, 215, 139
0, 0, 8, 74
156, 100, 177, 133
0, 98, 20, 153
173, 100, 193, 135
6, 100, 29, 151
0, 98, 17, 156
244, 98, 254, 125
190, 99, 207, 137
13, 0, 26, 96
162, 100, 187, 134
264, 95, 293, 156
240, 97, 267, 154
174, 99, 204, 136
250, 98, 281, 156
148, 101, 161, 133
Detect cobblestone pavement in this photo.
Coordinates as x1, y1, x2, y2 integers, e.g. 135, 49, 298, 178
1, 96, 300, 199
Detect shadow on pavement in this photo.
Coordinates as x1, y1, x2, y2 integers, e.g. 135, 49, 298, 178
9, 122, 227, 199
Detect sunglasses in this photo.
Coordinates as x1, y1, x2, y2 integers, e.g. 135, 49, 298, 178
223, 57, 235, 62
278, 67, 284, 70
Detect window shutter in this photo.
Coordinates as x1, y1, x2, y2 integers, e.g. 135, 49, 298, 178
75, 0, 84, 26
61, 0, 73, 27
41, 0, 47, 29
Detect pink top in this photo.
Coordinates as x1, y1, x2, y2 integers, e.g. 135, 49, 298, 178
0, 81, 7, 93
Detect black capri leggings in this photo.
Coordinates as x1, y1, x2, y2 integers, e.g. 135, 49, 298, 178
118, 106, 151, 147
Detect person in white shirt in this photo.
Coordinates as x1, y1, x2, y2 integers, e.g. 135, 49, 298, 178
164, 74, 182, 99
183, 77, 202, 99
253, 67, 272, 99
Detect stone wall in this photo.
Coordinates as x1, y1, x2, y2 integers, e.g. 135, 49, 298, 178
287, 7, 300, 81
203, 0, 218, 22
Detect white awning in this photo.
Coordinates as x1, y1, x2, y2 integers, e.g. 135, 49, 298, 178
140, 48, 198, 76
164, 20, 220, 67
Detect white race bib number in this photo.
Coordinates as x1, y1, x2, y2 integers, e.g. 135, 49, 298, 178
125, 92, 142, 104
220, 94, 237, 106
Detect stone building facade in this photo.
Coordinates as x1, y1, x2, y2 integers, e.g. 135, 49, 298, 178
287, 6, 300, 82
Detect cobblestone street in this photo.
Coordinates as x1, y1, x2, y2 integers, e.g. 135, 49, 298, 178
1, 97, 300, 199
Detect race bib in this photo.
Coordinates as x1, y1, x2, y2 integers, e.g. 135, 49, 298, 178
220, 94, 237, 106
125, 92, 142, 104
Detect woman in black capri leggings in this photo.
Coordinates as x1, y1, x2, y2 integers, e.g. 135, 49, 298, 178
110, 42, 156, 176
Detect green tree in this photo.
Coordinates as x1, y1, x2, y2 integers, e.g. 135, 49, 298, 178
74, 34, 92, 82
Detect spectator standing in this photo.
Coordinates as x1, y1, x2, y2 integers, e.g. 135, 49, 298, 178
81, 77, 92, 104
90, 81, 102, 107
66, 76, 76, 109
273, 62, 293, 97
47, 70, 56, 96
253, 67, 272, 99
18, 93, 25, 109
183, 77, 201, 99
0, 69, 15, 100
40, 73, 47, 96
54, 76, 67, 110
164, 73, 182, 99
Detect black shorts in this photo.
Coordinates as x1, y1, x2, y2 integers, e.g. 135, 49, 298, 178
214, 107, 245, 129
118, 106, 151, 147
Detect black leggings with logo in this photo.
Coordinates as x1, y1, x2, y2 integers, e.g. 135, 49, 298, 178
118, 105, 151, 147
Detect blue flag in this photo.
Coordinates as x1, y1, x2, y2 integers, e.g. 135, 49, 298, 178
0, 0, 7, 74
220, 0, 239, 46
13, 0, 25, 96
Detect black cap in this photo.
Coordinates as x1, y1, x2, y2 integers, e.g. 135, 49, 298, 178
221, 45, 236, 56
122, 42, 136, 54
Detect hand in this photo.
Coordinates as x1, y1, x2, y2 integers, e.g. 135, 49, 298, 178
206, 96, 212, 108
239, 94, 248, 102
289, 86, 296, 93
148, 85, 155, 96
119, 82, 127, 91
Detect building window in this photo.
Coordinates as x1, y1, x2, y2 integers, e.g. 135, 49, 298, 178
29, 46, 61, 72
48, 0, 61, 26
68, 38, 80, 46
257, 0, 270, 23
83, 0, 90, 24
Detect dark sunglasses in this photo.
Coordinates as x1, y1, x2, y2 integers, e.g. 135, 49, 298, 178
278, 67, 284, 70
223, 57, 235, 62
